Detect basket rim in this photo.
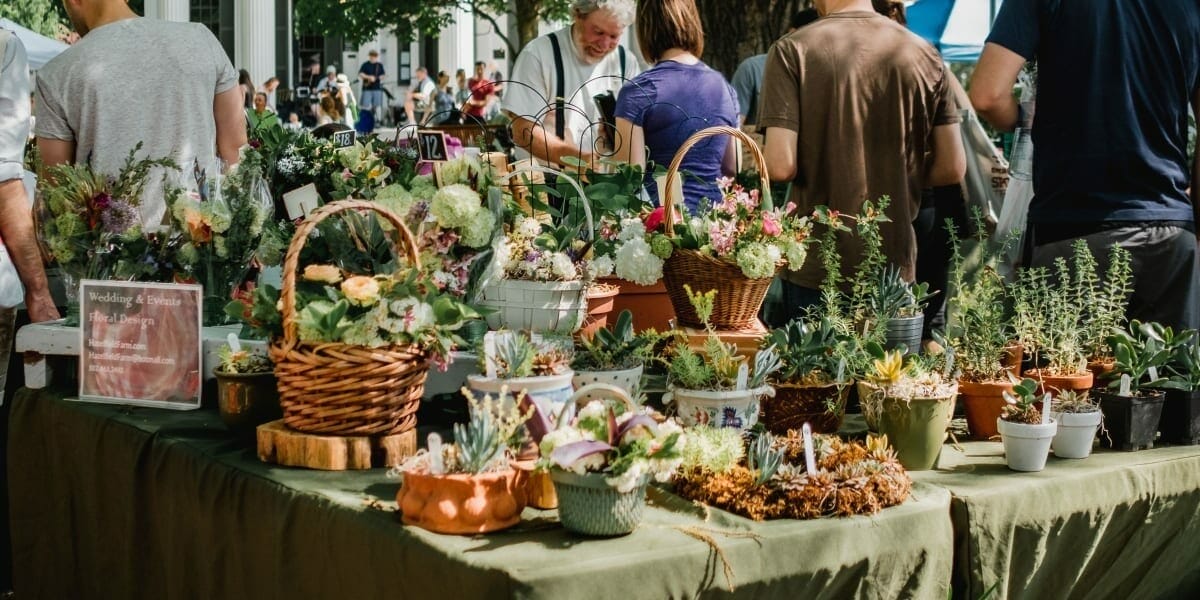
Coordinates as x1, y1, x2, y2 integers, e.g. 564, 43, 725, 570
662, 125, 771, 235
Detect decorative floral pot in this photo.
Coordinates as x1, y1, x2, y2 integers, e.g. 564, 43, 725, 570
599, 277, 674, 333
478, 279, 588, 334
1024, 369, 1093, 396
397, 467, 528, 534
572, 364, 644, 401
1050, 410, 1102, 459
578, 283, 620, 339
761, 382, 849, 434
550, 469, 648, 536
467, 371, 575, 423
958, 379, 1014, 440
214, 370, 281, 437
998, 418, 1058, 472
1159, 389, 1200, 446
664, 386, 771, 430
859, 382, 957, 471
1096, 389, 1166, 451
884, 314, 924, 356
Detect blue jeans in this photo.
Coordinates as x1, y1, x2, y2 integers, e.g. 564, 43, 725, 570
359, 89, 385, 111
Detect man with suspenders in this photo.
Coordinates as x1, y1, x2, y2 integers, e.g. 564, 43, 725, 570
503, 0, 639, 173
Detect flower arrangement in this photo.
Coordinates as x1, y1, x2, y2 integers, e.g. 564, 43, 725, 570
216, 344, 273, 375
495, 214, 588, 282
669, 177, 812, 279
331, 138, 394, 200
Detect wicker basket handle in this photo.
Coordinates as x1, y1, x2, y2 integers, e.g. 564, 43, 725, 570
662, 125, 772, 236
278, 199, 421, 348
569, 383, 636, 411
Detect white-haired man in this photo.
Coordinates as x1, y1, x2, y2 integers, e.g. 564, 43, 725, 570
504, 0, 640, 171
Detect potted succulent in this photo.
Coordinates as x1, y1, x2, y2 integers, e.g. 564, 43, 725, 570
1159, 329, 1200, 445
997, 378, 1057, 472
869, 264, 935, 355
856, 341, 958, 471
663, 286, 781, 430
760, 316, 854, 434
571, 310, 650, 400
523, 385, 687, 536
1095, 321, 1172, 451
1012, 260, 1093, 395
396, 388, 530, 534
213, 343, 280, 437
945, 218, 1016, 440
1049, 389, 1103, 459
467, 331, 575, 426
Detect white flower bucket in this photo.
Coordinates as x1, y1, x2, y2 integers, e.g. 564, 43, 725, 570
997, 417, 1058, 472
1050, 410, 1102, 459
479, 279, 588, 334
467, 371, 576, 422
572, 364, 644, 402
664, 386, 772, 430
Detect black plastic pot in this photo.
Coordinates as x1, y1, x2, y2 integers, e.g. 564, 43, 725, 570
1159, 389, 1200, 446
1095, 390, 1166, 451
885, 314, 924, 356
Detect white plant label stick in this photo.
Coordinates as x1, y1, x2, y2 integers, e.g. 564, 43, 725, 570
226, 332, 241, 353
802, 423, 817, 474
427, 433, 444, 475
1120, 374, 1132, 397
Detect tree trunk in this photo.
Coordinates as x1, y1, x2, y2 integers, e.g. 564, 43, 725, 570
514, 0, 542, 56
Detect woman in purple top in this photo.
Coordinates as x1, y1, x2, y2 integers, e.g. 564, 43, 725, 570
613, 0, 739, 213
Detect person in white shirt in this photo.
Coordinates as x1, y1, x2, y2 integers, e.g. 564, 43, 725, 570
406, 66, 437, 125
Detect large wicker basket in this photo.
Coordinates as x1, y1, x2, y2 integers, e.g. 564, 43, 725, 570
269, 200, 428, 436
661, 126, 778, 329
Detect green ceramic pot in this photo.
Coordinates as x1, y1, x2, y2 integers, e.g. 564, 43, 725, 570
215, 370, 281, 437
876, 393, 956, 471
550, 469, 647, 536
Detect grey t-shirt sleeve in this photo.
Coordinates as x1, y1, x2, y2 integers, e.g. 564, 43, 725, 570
0, 32, 31, 182
730, 58, 756, 117
503, 37, 549, 122
200, 24, 237, 95
33, 63, 73, 142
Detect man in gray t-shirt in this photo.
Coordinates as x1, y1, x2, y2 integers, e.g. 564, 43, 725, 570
35, 0, 245, 227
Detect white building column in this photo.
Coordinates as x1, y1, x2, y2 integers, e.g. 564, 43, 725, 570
144, 0, 189, 22
235, 0, 276, 86
437, 5, 475, 76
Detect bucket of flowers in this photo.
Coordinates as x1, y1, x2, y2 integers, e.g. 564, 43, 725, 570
227, 199, 480, 437
658, 126, 813, 330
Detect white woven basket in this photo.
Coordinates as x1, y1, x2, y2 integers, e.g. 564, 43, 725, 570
479, 279, 587, 333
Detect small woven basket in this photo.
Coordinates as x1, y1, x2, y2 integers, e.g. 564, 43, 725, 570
661, 126, 778, 329
269, 200, 429, 436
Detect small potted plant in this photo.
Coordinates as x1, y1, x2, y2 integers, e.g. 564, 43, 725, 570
1049, 389, 1102, 459
856, 340, 958, 471
467, 331, 575, 425
524, 386, 687, 536
1073, 241, 1134, 380
1095, 320, 1172, 451
396, 388, 531, 534
214, 343, 279, 437
998, 378, 1057, 472
1012, 261, 1093, 394
663, 286, 781, 430
868, 264, 935, 355
571, 310, 650, 399
1159, 329, 1200, 445
761, 316, 854, 434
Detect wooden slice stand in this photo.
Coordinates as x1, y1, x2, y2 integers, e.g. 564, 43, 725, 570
680, 319, 769, 360
257, 420, 417, 471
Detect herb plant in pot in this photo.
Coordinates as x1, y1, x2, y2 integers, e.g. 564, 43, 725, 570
1049, 390, 1102, 459
997, 378, 1057, 472
1159, 329, 1200, 445
1012, 261, 1093, 395
856, 343, 958, 471
663, 287, 781, 430
396, 388, 530, 534
524, 385, 687, 536
214, 343, 280, 437
1073, 241, 1134, 380
1095, 321, 1171, 451
572, 310, 649, 400
761, 317, 853, 434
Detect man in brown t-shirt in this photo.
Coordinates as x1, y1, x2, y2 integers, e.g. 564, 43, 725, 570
760, 1, 965, 319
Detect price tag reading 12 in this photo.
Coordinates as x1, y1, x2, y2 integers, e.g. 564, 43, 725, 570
417, 130, 449, 162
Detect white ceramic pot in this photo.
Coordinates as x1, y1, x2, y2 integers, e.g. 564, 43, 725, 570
1049, 410, 1102, 459
478, 279, 588, 334
572, 364, 644, 402
997, 417, 1058, 472
467, 371, 576, 421
664, 386, 772, 430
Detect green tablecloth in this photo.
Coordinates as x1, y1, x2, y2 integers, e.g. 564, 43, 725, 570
911, 441, 1200, 600
7, 388, 953, 599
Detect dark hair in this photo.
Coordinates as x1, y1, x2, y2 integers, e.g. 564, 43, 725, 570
475, 61, 486, 68
872, 0, 906, 25
637, 0, 704, 64
254, 91, 267, 101
790, 8, 819, 30
238, 68, 253, 87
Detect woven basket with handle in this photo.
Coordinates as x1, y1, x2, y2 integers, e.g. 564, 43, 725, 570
269, 200, 428, 436
661, 126, 777, 330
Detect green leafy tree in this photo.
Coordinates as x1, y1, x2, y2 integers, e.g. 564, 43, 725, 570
0, 0, 69, 39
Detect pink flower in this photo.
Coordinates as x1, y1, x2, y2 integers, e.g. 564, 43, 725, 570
762, 212, 782, 236
715, 176, 734, 193
341, 168, 353, 180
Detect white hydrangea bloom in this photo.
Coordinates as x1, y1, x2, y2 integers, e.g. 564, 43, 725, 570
614, 237, 664, 285
617, 218, 646, 242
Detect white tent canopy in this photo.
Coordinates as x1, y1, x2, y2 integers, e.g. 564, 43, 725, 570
1, 18, 68, 70
907, 0, 1004, 62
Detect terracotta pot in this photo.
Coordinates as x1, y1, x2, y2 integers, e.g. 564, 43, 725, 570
958, 379, 1014, 440
578, 283, 620, 340
397, 467, 528, 534
1086, 359, 1116, 385
599, 276, 675, 333
1024, 369, 1093, 396
214, 370, 281, 438
1002, 342, 1023, 378
513, 459, 557, 509
761, 382, 849, 434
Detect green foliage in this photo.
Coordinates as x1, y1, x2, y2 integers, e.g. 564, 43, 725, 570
216, 346, 273, 374
1051, 389, 1099, 414
453, 404, 505, 473
766, 317, 852, 384
1000, 377, 1043, 424
945, 213, 1017, 382
868, 264, 935, 320
0, 0, 67, 39
573, 310, 649, 371
679, 426, 745, 474
480, 331, 573, 379
1085, 244, 1133, 361
668, 345, 716, 390
748, 432, 784, 486
1106, 320, 1176, 392
1162, 330, 1200, 391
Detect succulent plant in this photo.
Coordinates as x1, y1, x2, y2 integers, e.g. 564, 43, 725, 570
869, 263, 934, 321
573, 310, 649, 371
453, 406, 505, 473
1001, 378, 1043, 424
748, 432, 784, 486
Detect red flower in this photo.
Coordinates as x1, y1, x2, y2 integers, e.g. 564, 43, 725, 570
644, 207, 681, 232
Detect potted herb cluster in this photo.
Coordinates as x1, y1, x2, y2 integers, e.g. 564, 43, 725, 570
761, 317, 853, 434
396, 388, 531, 534
998, 378, 1057, 472
1012, 259, 1093, 394
1096, 321, 1172, 450
1049, 389, 1102, 459
571, 310, 650, 399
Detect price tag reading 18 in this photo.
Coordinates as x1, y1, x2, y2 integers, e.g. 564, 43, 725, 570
331, 129, 356, 148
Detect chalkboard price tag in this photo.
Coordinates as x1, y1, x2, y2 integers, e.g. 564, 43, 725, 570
331, 129, 356, 148
417, 130, 449, 162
